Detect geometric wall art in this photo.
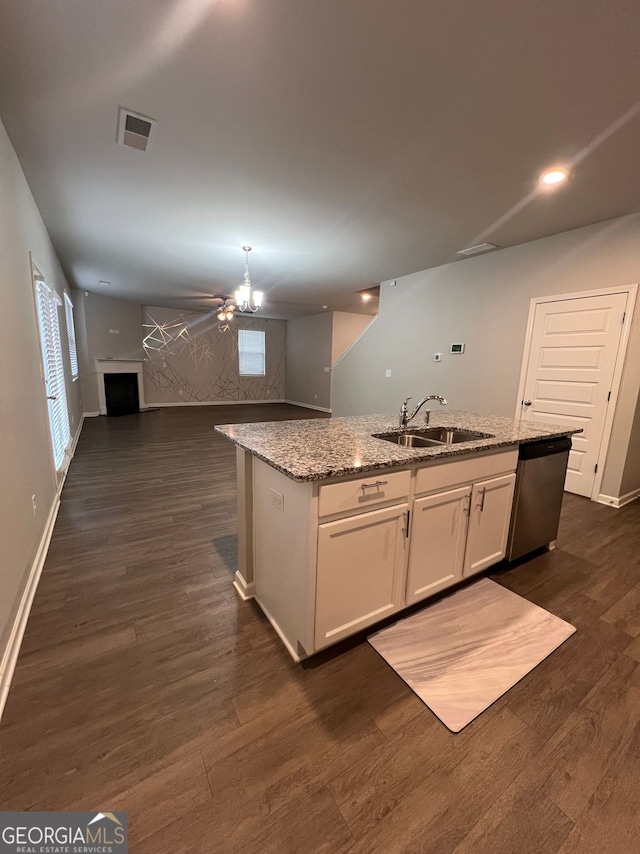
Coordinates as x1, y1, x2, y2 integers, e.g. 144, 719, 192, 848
142, 306, 285, 404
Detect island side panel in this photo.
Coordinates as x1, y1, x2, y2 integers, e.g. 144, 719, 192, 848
234, 447, 255, 599
253, 458, 316, 660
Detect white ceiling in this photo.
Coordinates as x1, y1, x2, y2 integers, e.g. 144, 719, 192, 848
0, 0, 638, 319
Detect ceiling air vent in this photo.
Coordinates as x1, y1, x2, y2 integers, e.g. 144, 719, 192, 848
117, 107, 156, 152
456, 242, 498, 257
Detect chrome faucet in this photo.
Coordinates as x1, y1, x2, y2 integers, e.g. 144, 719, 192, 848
399, 395, 447, 428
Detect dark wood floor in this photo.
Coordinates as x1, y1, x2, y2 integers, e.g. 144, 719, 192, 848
1, 405, 639, 853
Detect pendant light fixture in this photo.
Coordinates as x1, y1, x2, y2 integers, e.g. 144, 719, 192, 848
234, 246, 263, 313
216, 298, 236, 323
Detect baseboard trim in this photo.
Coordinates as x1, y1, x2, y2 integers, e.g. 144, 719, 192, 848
254, 596, 306, 663
58, 414, 85, 495
83, 411, 100, 418
0, 494, 61, 722
233, 571, 256, 601
597, 489, 640, 509
284, 399, 332, 413
0, 412, 88, 721
147, 399, 286, 407
68, 413, 85, 458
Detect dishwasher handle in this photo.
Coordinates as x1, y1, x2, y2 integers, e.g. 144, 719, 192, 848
519, 437, 572, 461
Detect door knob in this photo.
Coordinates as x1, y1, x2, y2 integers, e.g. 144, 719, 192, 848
522, 400, 532, 406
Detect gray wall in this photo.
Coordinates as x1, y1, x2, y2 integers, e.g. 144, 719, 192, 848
619, 394, 640, 499
331, 312, 373, 365
82, 291, 143, 361
285, 312, 333, 410
333, 214, 640, 499
143, 307, 285, 404
75, 291, 143, 413
0, 118, 83, 667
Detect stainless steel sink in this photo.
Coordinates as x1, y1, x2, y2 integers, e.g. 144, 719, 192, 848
373, 427, 494, 447
420, 427, 493, 443
388, 433, 443, 447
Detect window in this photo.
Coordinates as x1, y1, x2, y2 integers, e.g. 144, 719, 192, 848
238, 329, 266, 376
64, 293, 79, 380
35, 280, 71, 469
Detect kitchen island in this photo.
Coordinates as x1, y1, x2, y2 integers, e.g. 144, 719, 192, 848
216, 411, 580, 660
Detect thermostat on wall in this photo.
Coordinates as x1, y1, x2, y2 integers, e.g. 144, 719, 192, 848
450, 343, 465, 354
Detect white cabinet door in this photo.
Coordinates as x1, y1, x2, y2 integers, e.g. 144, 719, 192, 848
464, 473, 516, 577
406, 486, 471, 605
315, 503, 408, 649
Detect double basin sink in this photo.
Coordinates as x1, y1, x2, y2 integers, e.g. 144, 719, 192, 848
373, 426, 494, 448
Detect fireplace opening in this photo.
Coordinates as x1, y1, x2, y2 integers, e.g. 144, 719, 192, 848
104, 373, 140, 416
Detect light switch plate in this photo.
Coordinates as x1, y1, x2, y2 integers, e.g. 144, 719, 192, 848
385, 369, 392, 377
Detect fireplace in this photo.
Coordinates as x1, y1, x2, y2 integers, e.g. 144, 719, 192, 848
94, 360, 146, 416
104, 372, 140, 416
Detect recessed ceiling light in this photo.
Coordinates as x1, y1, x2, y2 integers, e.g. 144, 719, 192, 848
541, 168, 568, 186
322, 305, 328, 309
99, 280, 111, 286
361, 293, 373, 302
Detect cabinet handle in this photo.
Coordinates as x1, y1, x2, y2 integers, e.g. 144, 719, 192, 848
463, 494, 471, 515
361, 479, 388, 491
479, 487, 486, 512
404, 510, 410, 538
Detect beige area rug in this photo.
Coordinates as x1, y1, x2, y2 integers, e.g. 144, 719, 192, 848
368, 577, 576, 732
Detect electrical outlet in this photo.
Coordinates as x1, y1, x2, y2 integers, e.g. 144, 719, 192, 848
32, 494, 37, 516
434, 353, 442, 362
385, 369, 392, 378
271, 489, 284, 512
314, 394, 318, 400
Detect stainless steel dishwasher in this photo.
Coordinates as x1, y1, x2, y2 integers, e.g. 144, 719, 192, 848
507, 436, 572, 561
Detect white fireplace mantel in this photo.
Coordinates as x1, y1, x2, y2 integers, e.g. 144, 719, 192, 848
94, 359, 147, 415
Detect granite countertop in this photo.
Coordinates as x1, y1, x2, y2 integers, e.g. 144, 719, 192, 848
215, 410, 581, 482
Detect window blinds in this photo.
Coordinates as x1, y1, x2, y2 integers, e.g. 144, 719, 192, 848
238, 329, 266, 376
64, 293, 79, 380
36, 282, 71, 469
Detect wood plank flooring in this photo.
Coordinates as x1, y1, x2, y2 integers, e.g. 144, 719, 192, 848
1, 404, 639, 853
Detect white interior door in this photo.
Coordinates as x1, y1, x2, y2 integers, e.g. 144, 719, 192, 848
518, 292, 628, 497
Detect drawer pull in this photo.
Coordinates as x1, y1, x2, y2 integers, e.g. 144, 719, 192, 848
361, 479, 388, 491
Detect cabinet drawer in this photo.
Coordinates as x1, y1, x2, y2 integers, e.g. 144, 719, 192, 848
318, 469, 411, 517
415, 449, 518, 496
